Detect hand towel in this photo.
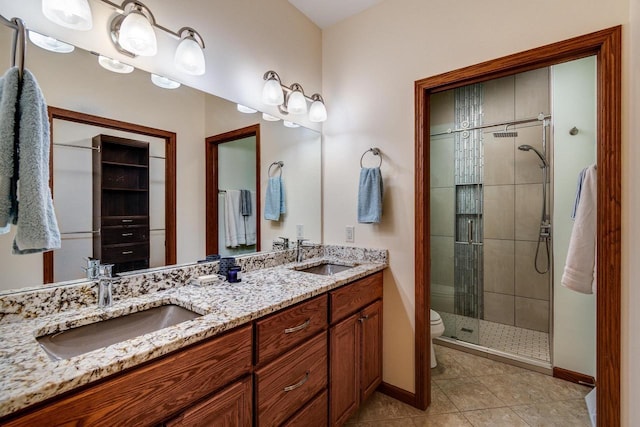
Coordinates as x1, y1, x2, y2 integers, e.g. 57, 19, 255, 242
562, 164, 597, 294
224, 190, 241, 248
244, 191, 257, 245
0, 67, 20, 234
240, 189, 252, 216
13, 69, 61, 253
264, 176, 286, 221
358, 167, 383, 224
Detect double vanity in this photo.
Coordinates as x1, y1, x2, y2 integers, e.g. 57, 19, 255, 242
0, 245, 387, 426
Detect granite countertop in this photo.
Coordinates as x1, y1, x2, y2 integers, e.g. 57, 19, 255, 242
0, 254, 386, 418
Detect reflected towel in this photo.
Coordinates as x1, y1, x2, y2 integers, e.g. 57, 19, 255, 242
264, 176, 286, 221
244, 191, 256, 245
0, 67, 20, 234
358, 167, 383, 224
13, 70, 61, 253
240, 189, 252, 216
224, 190, 241, 247
562, 164, 597, 294
571, 167, 588, 219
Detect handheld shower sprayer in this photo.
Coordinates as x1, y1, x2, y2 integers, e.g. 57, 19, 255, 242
518, 144, 548, 168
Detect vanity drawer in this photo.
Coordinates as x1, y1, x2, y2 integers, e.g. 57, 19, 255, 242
3, 325, 252, 427
330, 272, 383, 324
255, 295, 327, 364
255, 332, 328, 427
102, 242, 149, 263
282, 389, 328, 427
101, 215, 149, 227
101, 225, 149, 245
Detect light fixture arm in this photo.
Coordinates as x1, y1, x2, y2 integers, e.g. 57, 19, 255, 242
177, 27, 205, 48
263, 71, 320, 103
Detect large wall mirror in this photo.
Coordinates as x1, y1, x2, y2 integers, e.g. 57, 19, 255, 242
0, 25, 321, 292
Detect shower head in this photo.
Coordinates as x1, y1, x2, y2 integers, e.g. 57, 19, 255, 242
518, 144, 548, 167
493, 124, 518, 138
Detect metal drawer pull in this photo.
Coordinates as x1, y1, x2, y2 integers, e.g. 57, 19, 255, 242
121, 219, 133, 223
122, 250, 134, 255
121, 233, 134, 237
283, 371, 310, 392
358, 314, 369, 323
284, 319, 311, 334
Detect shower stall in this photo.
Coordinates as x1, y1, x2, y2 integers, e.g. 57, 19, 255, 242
429, 68, 554, 365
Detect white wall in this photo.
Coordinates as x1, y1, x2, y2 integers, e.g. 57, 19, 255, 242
321, 0, 630, 403
551, 56, 597, 377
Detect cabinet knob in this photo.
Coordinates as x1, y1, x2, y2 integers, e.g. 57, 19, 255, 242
358, 314, 369, 323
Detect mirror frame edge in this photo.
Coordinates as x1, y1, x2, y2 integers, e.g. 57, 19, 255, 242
44, 106, 177, 283
205, 123, 262, 255
413, 25, 621, 427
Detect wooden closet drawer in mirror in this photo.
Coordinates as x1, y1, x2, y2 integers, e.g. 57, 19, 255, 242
2, 325, 252, 427
255, 295, 327, 365
102, 242, 149, 263
330, 272, 383, 324
101, 215, 149, 227
101, 226, 149, 245
255, 332, 327, 427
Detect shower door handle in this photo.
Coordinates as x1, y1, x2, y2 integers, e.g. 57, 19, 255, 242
467, 219, 473, 244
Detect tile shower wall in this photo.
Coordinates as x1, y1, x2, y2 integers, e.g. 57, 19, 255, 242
482, 68, 551, 333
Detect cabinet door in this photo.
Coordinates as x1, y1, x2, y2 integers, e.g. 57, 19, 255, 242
165, 377, 251, 427
360, 300, 382, 403
329, 312, 360, 427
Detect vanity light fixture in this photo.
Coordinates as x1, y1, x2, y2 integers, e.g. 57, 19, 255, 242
42, 0, 93, 31
262, 113, 280, 122
261, 70, 327, 122
110, 2, 157, 57
28, 30, 75, 53
174, 28, 206, 75
98, 55, 134, 73
237, 104, 257, 114
151, 73, 180, 89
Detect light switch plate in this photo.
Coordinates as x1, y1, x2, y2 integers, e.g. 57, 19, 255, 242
345, 226, 355, 243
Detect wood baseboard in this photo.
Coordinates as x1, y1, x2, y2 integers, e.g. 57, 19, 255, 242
377, 382, 416, 407
553, 367, 596, 387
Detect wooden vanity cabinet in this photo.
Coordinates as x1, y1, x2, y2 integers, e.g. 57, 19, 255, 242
3, 325, 252, 427
329, 272, 383, 427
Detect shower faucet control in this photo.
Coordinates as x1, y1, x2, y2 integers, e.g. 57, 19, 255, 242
539, 221, 551, 238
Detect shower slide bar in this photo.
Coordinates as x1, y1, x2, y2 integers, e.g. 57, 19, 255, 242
430, 113, 551, 137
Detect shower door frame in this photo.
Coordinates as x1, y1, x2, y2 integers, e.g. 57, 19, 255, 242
414, 26, 621, 426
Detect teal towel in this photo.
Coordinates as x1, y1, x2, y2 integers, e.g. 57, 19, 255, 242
0, 67, 20, 234
12, 69, 60, 254
358, 167, 383, 224
264, 176, 286, 221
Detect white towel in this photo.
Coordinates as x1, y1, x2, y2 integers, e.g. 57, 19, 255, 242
562, 164, 597, 294
0, 67, 20, 234
244, 191, 257, 245
224, 190, 241, 248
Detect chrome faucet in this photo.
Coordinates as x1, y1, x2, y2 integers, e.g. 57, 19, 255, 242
296, 238, 308, 263
97, 264, 115, 308
274, 236, 290, 251
83, 257, 101, 280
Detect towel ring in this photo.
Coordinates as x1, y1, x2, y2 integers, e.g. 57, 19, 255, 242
360, 147, 382, 168
268, 161, 284, 177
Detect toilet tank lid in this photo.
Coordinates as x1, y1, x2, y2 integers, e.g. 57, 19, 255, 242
430, 309, 442, 323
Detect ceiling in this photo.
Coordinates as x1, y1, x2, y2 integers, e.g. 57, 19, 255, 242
288, 0, 383, 29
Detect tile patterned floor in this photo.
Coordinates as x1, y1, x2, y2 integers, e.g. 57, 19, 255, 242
439, 312, 550, 362
346, 345, 592, 426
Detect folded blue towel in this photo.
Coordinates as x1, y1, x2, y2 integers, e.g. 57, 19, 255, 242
0, 67, 20, 234
358, 167, 383, 224
264, 176, 286, 221
12, 69, 60, 254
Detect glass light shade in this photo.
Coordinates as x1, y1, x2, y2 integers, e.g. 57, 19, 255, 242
98, 55, 134, 74
287, 90, 307, 115
283, 121, 299, 128
237, 104, 257, 114
151, 74, 180, 89
118, 11, 157, 56
309, 99, 328, 122
42, 0, 92, 31
28, 31, 74, 53
174, 36, 205, 75
262, 113, 280, 122
262, 78, 284, 106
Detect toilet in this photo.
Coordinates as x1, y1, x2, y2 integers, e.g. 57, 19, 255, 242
430, 309, 445, 368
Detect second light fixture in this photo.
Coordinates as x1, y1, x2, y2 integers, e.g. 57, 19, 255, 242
262, 70, 327, 123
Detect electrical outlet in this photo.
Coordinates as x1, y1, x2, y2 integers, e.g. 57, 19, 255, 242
296, 224, 304, 239
345, 226, 355, 243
